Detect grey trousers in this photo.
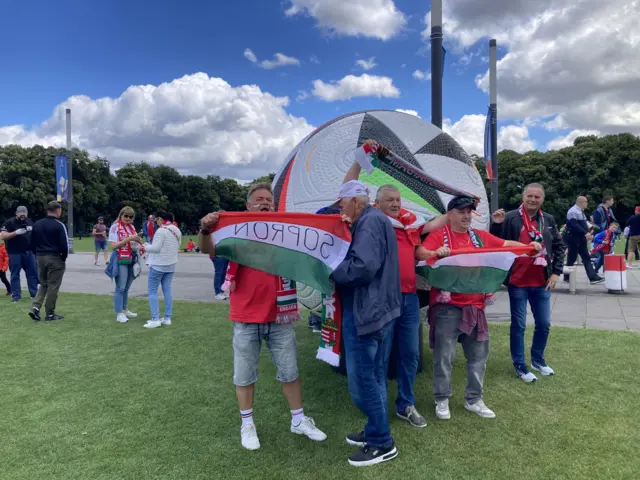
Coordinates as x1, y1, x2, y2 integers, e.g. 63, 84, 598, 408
432, 305, 489, 405
32, 255, 66, 316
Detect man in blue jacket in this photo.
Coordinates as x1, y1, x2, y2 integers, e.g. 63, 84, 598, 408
330, 180, 402, 467
564, 196, 603, 284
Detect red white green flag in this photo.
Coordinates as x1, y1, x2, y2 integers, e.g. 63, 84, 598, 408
213, 212, 352, 295
416, 246, 535, 294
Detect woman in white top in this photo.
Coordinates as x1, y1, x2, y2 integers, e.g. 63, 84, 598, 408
143, 210, 182, 328
108, 206, 144, 323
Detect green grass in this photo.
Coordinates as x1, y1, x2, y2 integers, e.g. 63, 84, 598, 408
1, 293, 639, 480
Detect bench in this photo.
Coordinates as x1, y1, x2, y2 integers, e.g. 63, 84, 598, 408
563, 266, 577, 294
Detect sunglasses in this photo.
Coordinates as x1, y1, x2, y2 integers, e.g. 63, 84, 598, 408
122, 214, 133, 219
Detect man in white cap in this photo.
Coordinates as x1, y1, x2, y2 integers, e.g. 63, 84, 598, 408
331, 180, 402, 467
0, 206, 38, 303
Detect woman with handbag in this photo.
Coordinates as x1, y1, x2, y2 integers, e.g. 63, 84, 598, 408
108, 206, 144, 323
142, 211, 182, 328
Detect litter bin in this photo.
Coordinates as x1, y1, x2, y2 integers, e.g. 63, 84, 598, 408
604, 254, 627, 293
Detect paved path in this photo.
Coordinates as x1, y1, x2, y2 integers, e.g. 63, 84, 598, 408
14, 253, 640, 332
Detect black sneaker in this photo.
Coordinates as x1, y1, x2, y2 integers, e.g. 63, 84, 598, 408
45, 314, 64, 321
397, 405, 427, 428
5, 291, 11, 296
346, 431, 365, 447
29, 308, 41, 322
590, 276, 605, 285
348, 443, 398, 467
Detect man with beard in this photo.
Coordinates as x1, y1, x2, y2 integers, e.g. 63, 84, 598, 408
491, 184, 565, 383
198, 183, 326, 451
374, 184, 447, 427
0, 206, 38, 303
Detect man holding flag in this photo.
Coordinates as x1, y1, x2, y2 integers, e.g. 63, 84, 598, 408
416, 196, 540, 420
491, 184, 565, 382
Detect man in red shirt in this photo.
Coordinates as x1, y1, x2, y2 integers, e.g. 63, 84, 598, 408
374, 184, 447, 427
416, 195, 538, 420
198, 183, 326, 451
491, 183, 565, 383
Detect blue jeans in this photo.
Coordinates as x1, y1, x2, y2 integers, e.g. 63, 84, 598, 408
593, 251, 606, 273
148, 267, 174, 320
211, 256, 229, 295
394, 293, 421, 414
114, 263, 135, 313
342, 306, 395, 449
9, 252, 38, 300
508, 286, 551, 369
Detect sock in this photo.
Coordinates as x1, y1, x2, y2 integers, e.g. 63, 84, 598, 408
291, 408, 304, 426
240, 408, 254, 427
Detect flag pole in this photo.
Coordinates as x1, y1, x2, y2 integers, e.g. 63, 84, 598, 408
430, 0, 443, 129
65, 108, 74, 253
489, 39, 499, 213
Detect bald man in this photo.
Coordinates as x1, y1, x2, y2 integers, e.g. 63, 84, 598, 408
564, 197, 604, 284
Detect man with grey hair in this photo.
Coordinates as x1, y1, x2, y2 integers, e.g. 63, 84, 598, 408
331, 180, 402, 467
0, 206, 38, 303
491, 183, 565, 382
564, 196, 603, 284
374, 182, 447, 427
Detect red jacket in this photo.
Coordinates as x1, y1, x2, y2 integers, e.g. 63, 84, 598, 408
0, 244, 8, 272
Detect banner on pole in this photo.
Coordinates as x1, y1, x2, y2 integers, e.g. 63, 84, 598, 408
483, 107, 494, 180
55, 155, 69, 203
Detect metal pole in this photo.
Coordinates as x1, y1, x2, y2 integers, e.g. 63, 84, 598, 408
489, 39, 499, 213
430, 0, 443, 129
65, 108, 74, 253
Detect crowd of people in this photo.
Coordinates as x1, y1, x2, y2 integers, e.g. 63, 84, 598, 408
1, 138, 639, 468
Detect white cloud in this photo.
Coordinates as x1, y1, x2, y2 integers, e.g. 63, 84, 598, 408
309, 55, 321, 64
443, 114, 535, 156
412, 69, 431, 81
355, 57, 377, 71
296, 90, 310, 102
244, 48, 301, 69
427, 0, 640, 135
311, 74, 400, 101
0, 73, 314, 181
284, 0, 406, 41
395, 109, 421, 118
547, 129, 601, 150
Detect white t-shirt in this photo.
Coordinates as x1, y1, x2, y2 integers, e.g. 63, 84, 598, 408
108, 224, 139, 251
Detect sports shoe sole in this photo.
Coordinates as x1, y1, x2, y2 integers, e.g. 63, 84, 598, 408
28, 311, 41, 321
435, 411, 451, 420
396, 412, 428, 428
348, 447, 398, 467
464, 404, 496, 419
531, 365, 554, 376
345, 435, 365, 447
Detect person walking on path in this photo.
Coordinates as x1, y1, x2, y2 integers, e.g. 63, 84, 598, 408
92, 216, 109, 266
143, 211, 181, 329
591, 195, 619, 232
625, 207, 640, 269
107, 206, 144, 323
417, 196, 540, 419
28, 201, 68, 321
491, 184, 565, 383
0, 241, 11, 295
198, 183, 327, 452
0, 206, 38, 303
330, 180, 402, 467
563, 197, 604, 284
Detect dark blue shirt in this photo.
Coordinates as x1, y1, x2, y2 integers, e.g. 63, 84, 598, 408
627, 214, 640, 237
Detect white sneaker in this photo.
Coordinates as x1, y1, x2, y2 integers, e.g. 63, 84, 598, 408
531, 363, 555, 376
241, 423, 260, 450
215, 293, 228, 300
143, 320, 162, 329
516, 370, 538, 383
464, 400, 496, 419
116, 313, 129, 323
160, 317, 172, 326
124, 310, 137, 318
435, 399, 451, 420
291, 417, 327, 441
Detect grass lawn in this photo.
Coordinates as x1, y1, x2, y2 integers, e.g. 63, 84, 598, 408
1, 293, 639, 480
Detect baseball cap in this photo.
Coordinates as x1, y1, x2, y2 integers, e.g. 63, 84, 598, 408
336, 180, 369, 201
447, 196, 478, 212
16, 206, 28, 215
98, 216, 104, 220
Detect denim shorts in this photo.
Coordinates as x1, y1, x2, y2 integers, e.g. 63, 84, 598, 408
232, 322, 299, 387
95, 240, 107, 252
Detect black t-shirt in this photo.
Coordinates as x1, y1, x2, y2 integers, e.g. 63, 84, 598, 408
627, 214, 640, 237
1, 217, 34, 254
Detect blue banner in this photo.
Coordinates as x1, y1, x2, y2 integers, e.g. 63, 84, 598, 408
483, 107, 494, 180
55, 155, 69, 203
442, 46, 446, 79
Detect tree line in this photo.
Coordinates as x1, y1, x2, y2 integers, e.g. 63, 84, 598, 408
1, 133, 639, 234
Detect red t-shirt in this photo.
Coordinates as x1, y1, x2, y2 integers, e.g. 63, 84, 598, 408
229, 265, 279, 323
422, 228, 505, 309
509, 221, 546, 288
396, 225, 424, 294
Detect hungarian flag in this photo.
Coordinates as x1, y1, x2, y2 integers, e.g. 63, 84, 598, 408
416, 246, 535, 294
213, 212, 352, 294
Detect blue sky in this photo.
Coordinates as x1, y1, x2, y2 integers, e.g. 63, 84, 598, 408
0, 0, 635, 179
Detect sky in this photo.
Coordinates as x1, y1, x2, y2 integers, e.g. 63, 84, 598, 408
0, 0, 638, 181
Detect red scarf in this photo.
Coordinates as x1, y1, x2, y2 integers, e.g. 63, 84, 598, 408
147, 220, 155, 238
518, 204, 547, 266
117, 221, 144, 264
385, 208, 425, 245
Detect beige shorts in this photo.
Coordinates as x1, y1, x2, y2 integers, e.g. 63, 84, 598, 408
629, 235, 640, 253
